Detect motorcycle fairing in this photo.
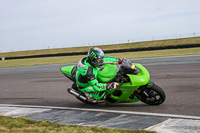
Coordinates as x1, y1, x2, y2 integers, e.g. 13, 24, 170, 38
60, 65, 77, 82
127, 63, 150, 86
97, 64, 118, 83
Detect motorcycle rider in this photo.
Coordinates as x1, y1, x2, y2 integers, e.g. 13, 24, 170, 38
75, 47, 122, 101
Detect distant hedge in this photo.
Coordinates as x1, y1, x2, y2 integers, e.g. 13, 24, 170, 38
1, 44, 200, 60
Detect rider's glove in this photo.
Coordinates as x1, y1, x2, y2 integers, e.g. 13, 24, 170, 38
106, 82, 119, 90
118, 58, 122, 64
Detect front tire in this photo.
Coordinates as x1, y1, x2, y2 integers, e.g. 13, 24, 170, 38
135, 84, 166, 105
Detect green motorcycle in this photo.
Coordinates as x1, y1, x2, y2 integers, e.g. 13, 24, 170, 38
61, 59, 166, 105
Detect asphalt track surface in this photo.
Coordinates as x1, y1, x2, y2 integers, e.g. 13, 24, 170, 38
0, 55, 200, 117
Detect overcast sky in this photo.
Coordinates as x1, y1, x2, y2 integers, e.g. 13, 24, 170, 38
0, 0, 200, 53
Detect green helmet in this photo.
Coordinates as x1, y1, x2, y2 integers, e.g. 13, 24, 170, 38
88, 47, 104, 67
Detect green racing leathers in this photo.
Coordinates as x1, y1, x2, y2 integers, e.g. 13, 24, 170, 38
76, 56, 120, 100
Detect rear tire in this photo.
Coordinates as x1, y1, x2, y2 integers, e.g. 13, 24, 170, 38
135, 84, 166, 105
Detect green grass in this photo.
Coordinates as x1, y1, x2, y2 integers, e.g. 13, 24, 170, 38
0, 37, 200, 68
0, 115, 156, 133
0, 47, 200, 68
1, 36, 200, 58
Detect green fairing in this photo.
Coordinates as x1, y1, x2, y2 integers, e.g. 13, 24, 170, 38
107, 82, 140, 103
127, 63, 150, 86
61, 65, 75, 76
97, 64, 118, 83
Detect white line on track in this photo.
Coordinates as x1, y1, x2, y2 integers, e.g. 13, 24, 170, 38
1, 104, 200, 120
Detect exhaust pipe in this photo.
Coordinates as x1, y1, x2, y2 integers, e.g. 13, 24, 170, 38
67, 88, 87, 101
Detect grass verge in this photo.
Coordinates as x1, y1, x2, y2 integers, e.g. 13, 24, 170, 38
0, 116, 156, 133
0, 37, 200, 58
0, 47, 200, 68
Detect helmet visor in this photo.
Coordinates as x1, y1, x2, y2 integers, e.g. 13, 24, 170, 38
94, 56, 104, 66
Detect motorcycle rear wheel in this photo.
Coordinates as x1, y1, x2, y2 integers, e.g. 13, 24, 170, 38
135, 84, 166, 105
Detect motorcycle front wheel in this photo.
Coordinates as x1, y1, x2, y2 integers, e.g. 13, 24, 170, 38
135, 84, 166, 105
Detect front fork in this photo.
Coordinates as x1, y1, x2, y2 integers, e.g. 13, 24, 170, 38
136, 81, 155, 94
